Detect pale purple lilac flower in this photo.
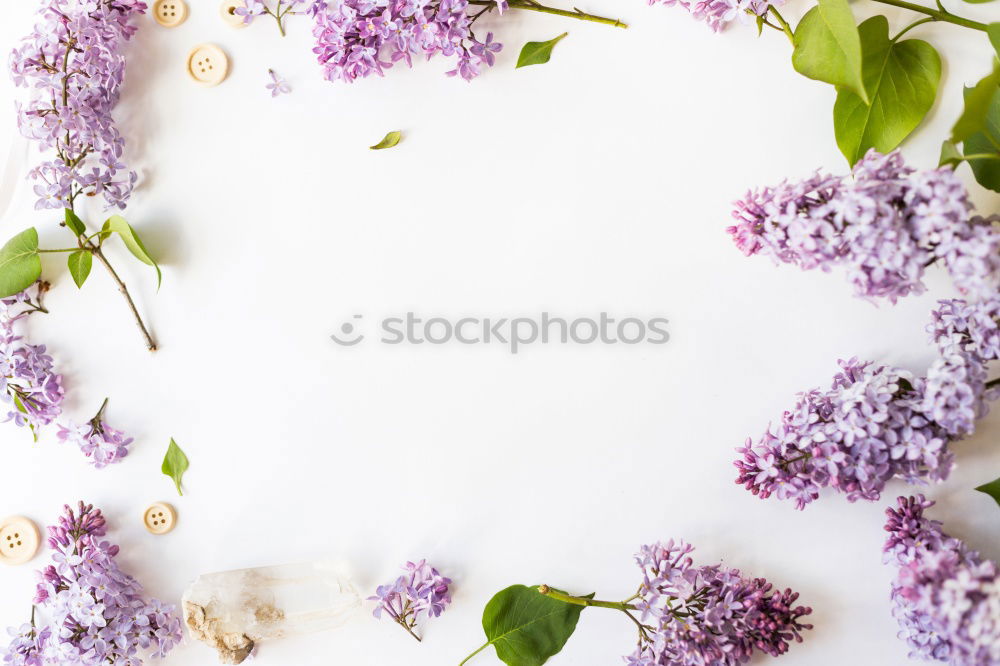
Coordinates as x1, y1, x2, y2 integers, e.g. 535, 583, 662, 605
266, 69, 291, 96
0, 285, 63, 438
2, 502, 182, 666
884, 496, 1000, 664
647, 0, 784, 32
627, 540, 812, 664
57, 399, 132, 468
310, 0, 503, 83
729, 150, 1000, 303
369, 560, 451, 640
9, 0, 146, 211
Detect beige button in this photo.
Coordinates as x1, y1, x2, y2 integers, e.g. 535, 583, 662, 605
0, 516, 40, 565
143, 503, 177, 535
153, 0, 188, 27
220, 0, 248, 27
186, 44, 230, 87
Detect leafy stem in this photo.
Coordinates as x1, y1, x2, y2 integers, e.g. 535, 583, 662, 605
867, 0, 988, 31
537, 585, 638, 611
86, 241, 157, 351
465, 0, 628, 28
768, 7, 795, 43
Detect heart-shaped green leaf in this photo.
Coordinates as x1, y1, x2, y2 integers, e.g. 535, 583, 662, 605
976, 476, 1000, 507
161, 438, 189, 496
463, 585, 590, 666
64, 209, 86, 237
67, 250, 92, 288
0, 228, 41, 298
516, 32, 569, 68
951, 64, 1000, 144
370, 130, 402, 150
792, 0, 867, 103
102, 215, 161, 288
833, 15, 940, 165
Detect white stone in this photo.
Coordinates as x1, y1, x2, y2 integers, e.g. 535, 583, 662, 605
182, 561, 361, 664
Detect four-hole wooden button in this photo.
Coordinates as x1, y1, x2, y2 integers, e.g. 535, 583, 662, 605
143, 503, 177, 535
153, 0, 188, 27
0, 516, 40, 565
186, 44, 230, 86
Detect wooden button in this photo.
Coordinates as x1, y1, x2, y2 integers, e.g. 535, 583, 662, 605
0, 516, 40, 565
186, 44, 230, 87
143, 502, 177, 535
153, 0, 188, 27
220, 0, 248, 27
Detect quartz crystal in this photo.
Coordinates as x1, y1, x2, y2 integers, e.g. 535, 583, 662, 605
182, 561, 361, 663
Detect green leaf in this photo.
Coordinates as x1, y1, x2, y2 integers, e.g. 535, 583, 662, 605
832, 16, 940, 165
939, 139, 964, 168
64, 209, 86, 237
0, 228, 41, 299
963, 82, 1000, 192
976, 476, 1000, 508
792, 0, 867, 103
516, 32, 569, 69
951, 64, 1000, 144
369, 131, 402, 150
101, 215, 161, 288
67, 250, 92, 288
161, 438, 189, 496
989, 24, 1000, 59
468, 585, 590, 666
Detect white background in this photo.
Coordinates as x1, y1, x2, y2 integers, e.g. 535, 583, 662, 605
2, 0, 1000, 664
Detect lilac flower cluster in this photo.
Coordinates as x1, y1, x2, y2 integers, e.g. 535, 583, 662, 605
626, 540, 812, 665
647, 0, 781, 32
310, 0, 505, 83
884, 496, 1000, 664
57, 399, 132, 469
0, 286, 63, 437
729, 150, 1000, 303
369, 560, 452, 640
9, 0, 146, 211
2, 502, 182, 666
735, 358, 957, 510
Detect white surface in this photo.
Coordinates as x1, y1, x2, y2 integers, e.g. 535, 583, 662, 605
1, 1, 1000, 664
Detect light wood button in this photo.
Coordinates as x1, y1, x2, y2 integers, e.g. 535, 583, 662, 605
0, 516, 40, 565
187, 44, 230, 87
153, 0, 188, 27
143, 503, 177, 535
220, 0, 248, 27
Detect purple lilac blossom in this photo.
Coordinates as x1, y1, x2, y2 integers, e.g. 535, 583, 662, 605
728, 150, 1000, 303
884, 496, 1000, 664
369, 560, 451, 638
265, 68, 291, 96
646, 0, 784, 32
56, 400, 132, 468
0, 286, 63, 435
9, 0, 146, 211
310, 0, 504, 83
2, 502, 182, 666
626, 540, 812, 664
735, 358, 957, 510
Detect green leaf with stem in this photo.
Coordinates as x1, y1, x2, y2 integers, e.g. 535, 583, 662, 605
951, 63, 1000, 144
792, 0, 868, 103
516, 32, 569, 68
0, 228, 41, 299
101, 215, 161, 288
976, 476, 1000, 507
833, 15, 941, 165
67, 250, 92, 288
64, 209, 86, 237
161, 438, 189, 496
459, 585, 592, 666
370, 131, 402, 150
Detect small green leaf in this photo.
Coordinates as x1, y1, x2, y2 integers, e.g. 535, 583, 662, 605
466, 585, 590, 666
370, 131, 402, 150
989, 24, 1000, 59
64, 209, 86, 237
0, 228, 41, 299
101, 215, 161, 288
792, 0, 868, 103
832, 16, 941, 165
756, 14, 765, 36
939, 140, 965, 168
516, 32, 569, 69
951, 64, 1000, 144
976, 476, 1000, 508
67, 250, 92, 288
161, 438, 189, 496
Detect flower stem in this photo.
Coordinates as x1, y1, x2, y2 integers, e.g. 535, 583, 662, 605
868, 0, 987, 31
768, 7, 794, 43
458, 641, 491, 666
466, 0, 628, 28
987, 377, 1000, 390
537, 585, 637, 610
89, 246, 158, 351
